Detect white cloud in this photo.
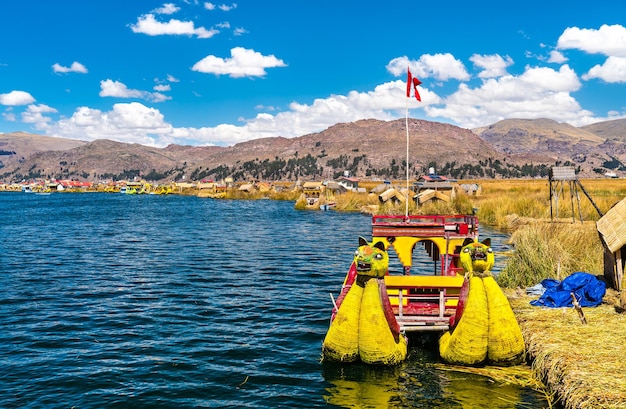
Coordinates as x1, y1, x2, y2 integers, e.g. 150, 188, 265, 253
99, 79, 171, 103
557, 24, 626, 58
45, 80, 432, 147
52, 61, 88, 74
548, 50, 567, 64
30, 23, 626, 148
470, 54, 514, 78
130, 13, 218, 38
153, 3, 180, 14
425, 65, 587, 128
0, 90, 35, 105
387, 54, 470, 81
41, 58, 607, 147
49, 103, 175, 147
100, 80, 145, 99
218, 3, 237, 11
21, 104, 58, 129
204, 2, 216, 10
582, 56, 626, 83
255, 104, 276, 111
2, 107, 16, 122
191, 47, 287, 78
557, 24, 626, 83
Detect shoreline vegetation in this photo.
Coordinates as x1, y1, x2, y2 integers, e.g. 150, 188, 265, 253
6, 177, 626, 408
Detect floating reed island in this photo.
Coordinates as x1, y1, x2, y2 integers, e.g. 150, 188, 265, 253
507, 288, 625, 409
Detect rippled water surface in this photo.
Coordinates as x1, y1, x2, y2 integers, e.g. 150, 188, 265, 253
0, 193, 546, 408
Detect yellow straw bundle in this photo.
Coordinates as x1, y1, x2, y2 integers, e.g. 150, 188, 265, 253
439, 276, 489, 365
358, 279, 407, 365
321, 283, 362, 362
483, 275, 525, 365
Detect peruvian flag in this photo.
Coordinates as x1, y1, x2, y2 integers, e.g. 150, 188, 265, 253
406, 67, 422, 101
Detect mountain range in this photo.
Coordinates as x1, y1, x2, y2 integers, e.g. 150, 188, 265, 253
1, 117, 625, 183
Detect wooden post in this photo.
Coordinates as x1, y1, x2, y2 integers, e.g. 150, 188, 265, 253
571, 293, 587, 324
618, 251, 626, 310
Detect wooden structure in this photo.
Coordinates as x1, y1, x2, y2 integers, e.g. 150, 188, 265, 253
549, 166, 603, 222
596, 197, 626, 308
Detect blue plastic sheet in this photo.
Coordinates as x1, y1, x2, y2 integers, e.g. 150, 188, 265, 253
529, 272, 606, 308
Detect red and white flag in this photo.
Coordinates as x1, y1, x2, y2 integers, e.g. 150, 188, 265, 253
406, 67, 422, 101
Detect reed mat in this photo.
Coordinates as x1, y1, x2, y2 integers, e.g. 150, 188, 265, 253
506, 288, 626, 409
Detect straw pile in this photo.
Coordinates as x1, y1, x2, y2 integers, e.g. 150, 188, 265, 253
506, 288, 626, 409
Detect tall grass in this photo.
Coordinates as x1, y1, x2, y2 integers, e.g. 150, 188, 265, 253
332, 191, 373, 211
496, 220, 603, 288
473, 179, 624, 229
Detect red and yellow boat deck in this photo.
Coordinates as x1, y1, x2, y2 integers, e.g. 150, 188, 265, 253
342, 214, 478, 332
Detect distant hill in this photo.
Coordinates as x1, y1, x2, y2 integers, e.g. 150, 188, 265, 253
2, 117, 625, 183
0, 132, 86, 170
472, 118, 615, 174
580, 118, 626, 139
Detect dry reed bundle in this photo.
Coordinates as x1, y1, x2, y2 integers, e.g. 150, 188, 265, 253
433, 362, 553, 402
497, 219, 603, 288
597, 197, 626, 253
507, 289, 626, 409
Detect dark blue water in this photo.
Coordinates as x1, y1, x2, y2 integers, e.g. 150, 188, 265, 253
0, 193, 546, 408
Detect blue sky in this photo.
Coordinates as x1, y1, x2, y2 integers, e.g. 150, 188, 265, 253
1, 1, 625, 148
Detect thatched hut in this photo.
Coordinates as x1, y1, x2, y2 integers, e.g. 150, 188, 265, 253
413, 173, 456, 204
596, 197, 626, 308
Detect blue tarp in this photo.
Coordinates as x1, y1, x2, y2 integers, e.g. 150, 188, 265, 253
529, 272, 606, 308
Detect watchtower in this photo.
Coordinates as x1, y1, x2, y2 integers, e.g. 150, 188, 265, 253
548, 166, 603, 222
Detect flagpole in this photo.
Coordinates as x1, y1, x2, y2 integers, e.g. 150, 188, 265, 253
405, 98, 409, 218
405, 65, 421, 219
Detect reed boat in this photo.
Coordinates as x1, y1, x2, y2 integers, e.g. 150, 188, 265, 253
333, 214, 478, 333
323, 69, 523, 365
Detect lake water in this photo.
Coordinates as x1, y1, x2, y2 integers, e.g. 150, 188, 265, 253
0, 193, 547, 408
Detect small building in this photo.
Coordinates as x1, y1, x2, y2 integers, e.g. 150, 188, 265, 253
459, 183, 482, 196
197, 181, 227, 198
295, 181, 337, 210
58, 180, 94, 191
256, 182, 273, 193
237, 183, 256, 193
337, 176, 359, 192
413, 173, 456, 204
301, 181, 324, 207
